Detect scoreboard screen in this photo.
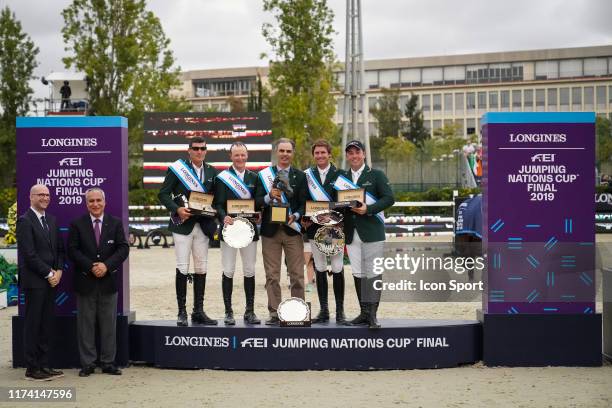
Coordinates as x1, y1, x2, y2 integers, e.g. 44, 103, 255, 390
143, 112, 272, 188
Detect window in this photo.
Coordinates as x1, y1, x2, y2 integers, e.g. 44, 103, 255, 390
560, 88, 570, 110
466, 65, 487, 84
400, 68, 420, 86
547, 89, 557, 111
596, 86, 606, 109
365, 71, 379, 88
489, 91, 499, 110
572, 87, 582, 110
368, 97, 378, 110
478, 92, 487, 110
560, 59, 582, 78
443, 66, 465, 84
512, 90, 522, 110
584, 58, 607, 76
536, 89, 545, 111
535, 61, 559, 80
500, 91, 510, 110
488, 63, 512, 83
584, 87, 594, 110
524, 89, 533, 111
421, 94, 431, 113
379, 70, 400, 88
336, 72, 345, 90
466, 119, 476, 135
399, 96, 410, 111
455, 93, 464, 113
433, 94, 442, 112
433, 120, 442, 130
337, 99, 344, 117
422, 67, 443, 85
466, 92, 476, 111
444, 93, 453, 114
609, 86, 612, 105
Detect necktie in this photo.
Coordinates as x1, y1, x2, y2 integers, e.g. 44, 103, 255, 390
41, 216, 50, 239
94, 219, 101, 246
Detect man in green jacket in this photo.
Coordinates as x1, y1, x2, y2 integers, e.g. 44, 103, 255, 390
337, 140, 395, 329
158, 137, 219, 326
214, 141, 261, 325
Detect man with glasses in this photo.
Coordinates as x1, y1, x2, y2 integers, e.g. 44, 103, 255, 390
255, 138, 307, 325
159, 137, 219, 326
17, 184, 65, 381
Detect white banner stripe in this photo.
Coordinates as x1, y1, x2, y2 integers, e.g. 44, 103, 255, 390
144, 144, 272, 152
145, 161, 271, 167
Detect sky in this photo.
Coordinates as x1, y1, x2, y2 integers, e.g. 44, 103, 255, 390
3, 0, 612, 101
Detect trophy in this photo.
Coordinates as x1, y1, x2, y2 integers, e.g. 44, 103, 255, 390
311, 209, 345, 256
227, 199, 259, 222
270, 171, 293, 224
332, 188, 365, 210
171, 191, 216, 225
278, 297, 311, 327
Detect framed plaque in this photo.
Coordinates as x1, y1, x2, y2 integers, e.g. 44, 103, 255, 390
270, 205, 289, 223
227, 199, 258, 222
188, 191, 216, 217
305, 200, 330, 217
337, 188, 364, 203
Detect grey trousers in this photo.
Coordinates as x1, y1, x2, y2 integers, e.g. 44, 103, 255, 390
76, 289, 118, 367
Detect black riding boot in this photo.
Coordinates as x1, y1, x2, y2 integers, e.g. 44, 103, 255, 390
243, 276, 261, 324
191, 274, 218, 325
367, 277, 382, 329
175, 269, 188, 326
350, 276, 369, 325
222, 275, 235, 325
312, 270, 330, 323
333, 270, 346, 323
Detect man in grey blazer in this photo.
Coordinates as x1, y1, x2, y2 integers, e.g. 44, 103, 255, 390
68, 188, 129, 377
17, 184, 65, 381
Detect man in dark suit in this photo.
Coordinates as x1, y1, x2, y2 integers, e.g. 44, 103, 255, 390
158, 136, 219, 326
340, 140, 395, 329
214, 141, 261, 325
68, 188, 129, 377
255, 138, 307, 325
17, 184, 65, 381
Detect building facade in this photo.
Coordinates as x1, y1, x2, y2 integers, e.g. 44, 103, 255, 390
176, 45, 612, 137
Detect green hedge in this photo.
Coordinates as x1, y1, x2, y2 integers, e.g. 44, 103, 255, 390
0, 188, 16, 218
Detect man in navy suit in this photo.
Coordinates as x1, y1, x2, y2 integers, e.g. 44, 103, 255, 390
68, 188, 129, 377
17, 184, 65, 381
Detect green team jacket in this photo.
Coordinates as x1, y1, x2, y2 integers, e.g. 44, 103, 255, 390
214, 167, 260, 241
158, 160, 219, 235
304, 164, 339, 240
338, 165, 395, 244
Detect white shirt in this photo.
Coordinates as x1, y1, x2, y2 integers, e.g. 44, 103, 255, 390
317, 164, 331, 181
351, 163, 366, 184
90, 213, 105, 225
192, 162, 204, 181
232, 166, 246, 181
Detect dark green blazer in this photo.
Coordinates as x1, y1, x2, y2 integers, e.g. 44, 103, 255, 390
339, 165, 394, 243
305, 164, 339, 240
214, 167, 260, 241
255, 166, 307, 238
158, 160, 219, 235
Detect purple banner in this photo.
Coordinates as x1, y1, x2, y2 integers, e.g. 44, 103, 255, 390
16, 117, 129, 316
482, 112, 595, 314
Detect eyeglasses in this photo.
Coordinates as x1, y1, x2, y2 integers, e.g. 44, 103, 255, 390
34, 193, 50, 197
190, 146, 207, 151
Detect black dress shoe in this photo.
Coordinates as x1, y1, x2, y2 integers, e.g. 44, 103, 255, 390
78, 365, 96, 377
41, 367, 64, 378
101, 364, 122, 375
265, 316, 280, 326
224, 311, 236, 325
243, 310, 261, 325
25, 369, 52, 381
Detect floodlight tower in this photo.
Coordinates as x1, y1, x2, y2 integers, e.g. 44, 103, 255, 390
341, 0, 371, 168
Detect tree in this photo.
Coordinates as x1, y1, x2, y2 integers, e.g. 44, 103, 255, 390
370, 87, 402, 138
61, 0, 190, 175
247, 74, 266, 112
402, 93, 429, 150
0, 7, 39, 187
262, 0, 338, 168
227, 96, 245, 113
596, 116, 612, 169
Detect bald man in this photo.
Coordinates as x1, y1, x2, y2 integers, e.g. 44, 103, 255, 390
17, 184, 65, 381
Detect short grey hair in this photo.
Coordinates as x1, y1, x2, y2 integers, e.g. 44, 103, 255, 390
85, 187, 105, 200
275, 138, 295, 151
